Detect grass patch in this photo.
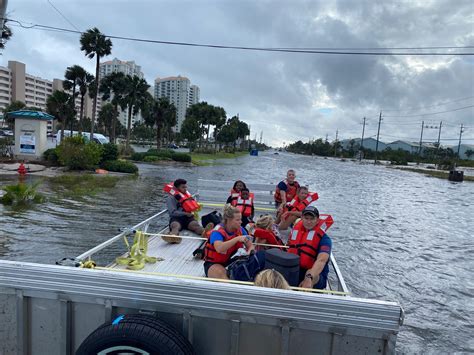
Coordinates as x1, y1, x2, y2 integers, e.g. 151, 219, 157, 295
49, 174, 120, 197
394, 167, 474, 182
190, 151, 248, 165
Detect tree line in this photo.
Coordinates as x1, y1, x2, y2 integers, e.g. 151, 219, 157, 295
3, 27, 250, 152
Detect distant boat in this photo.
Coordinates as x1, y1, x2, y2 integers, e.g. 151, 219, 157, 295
274, 152, 279, 155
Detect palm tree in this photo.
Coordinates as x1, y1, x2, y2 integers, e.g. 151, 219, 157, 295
46, 90, 75, 141
79, 27, 112, 140
98, 103, 117, 138
100, 72, 127, 143
77, 71, 94, 134
121, 75, 150, 150
144, 97, 177, 149
63, 65, 86, 133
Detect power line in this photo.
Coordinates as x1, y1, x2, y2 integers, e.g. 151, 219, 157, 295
383, 105, 474, 118
5, 18, 474, 56
46, 0, 80, 32
381, 95, 474, 112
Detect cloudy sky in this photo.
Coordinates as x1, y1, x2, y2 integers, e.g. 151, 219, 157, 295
2, 0, 473, 146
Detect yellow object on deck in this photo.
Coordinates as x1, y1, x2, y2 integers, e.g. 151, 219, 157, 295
116, 230, 159, 270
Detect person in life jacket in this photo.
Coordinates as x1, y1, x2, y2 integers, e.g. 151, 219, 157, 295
203, 204, 254, 279
163, 179, 204, 244
287, 206, 332, 290
226, 180, 247, 205
230, 188, 255, 226
253, 215, 284, 251
274, 169, 300, 210
278, 186, 319, 230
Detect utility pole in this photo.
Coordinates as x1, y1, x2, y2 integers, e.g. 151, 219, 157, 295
334, 129, 338, 157
0, 0, 8, 30
360, 117, 366, 161
259, 131, 263, 144
325, 133, 328, 143
437, 121, 442, 149
457, 124, 464, 157
374, 111, 382, 165
418, 120, 425, 156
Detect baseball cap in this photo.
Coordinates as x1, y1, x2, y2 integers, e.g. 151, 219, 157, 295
302, 206, 319, 217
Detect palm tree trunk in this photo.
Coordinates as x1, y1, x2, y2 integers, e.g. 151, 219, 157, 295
207, 124, 210, 143
79, 95, 84, 135
112, 103, 118, 144
70, 84, 76, 133
91, 55, 100, 140
126, 105, 132, 151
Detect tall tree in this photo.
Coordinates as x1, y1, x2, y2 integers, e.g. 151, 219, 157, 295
77, 71, 94, 134
121, 75, 150, 150
143, 97, 177, 149
80, 27, 112, 140
63, 65, 87, 133
100, 72, 127, 143
3, 101, 26, 129
46, 90, 75, 141
185, 102, 226, 146
98, 103, 118, 138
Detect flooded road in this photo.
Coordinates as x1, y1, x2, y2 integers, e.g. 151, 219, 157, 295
0, 151, 472, 353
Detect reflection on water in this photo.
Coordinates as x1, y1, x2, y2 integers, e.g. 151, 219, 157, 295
1, 152, 473, 353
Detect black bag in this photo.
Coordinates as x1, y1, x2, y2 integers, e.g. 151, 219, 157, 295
227, 251, 265, 281
201, 211, 222, 228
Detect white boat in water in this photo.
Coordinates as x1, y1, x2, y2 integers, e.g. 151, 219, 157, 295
0, 179, 403, 355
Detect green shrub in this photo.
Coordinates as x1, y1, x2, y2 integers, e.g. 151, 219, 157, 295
171, 152, 192, 162
118, 144, 135, 157
101, 143, 119, 163
1, 181, 45, 205
147, 149, 174, 159
143, 155, 160, 162
130, 152, 148, 161
102, 160, 138, 174
57, 136, 103, 170
43, 148, 59, 164
193, 147, 215, 154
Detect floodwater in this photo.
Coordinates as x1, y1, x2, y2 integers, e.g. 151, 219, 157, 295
0, 151, 473, 354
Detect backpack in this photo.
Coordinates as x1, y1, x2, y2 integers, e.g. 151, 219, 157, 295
227, 251, 265, 281
201, 211, 222, 228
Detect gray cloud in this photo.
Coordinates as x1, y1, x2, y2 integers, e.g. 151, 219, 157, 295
2, 0, 473, 145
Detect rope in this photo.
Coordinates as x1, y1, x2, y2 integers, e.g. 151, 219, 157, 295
200, 202, 275, 212
94, 266, 349, 296
139, 231, 289, 249
116, 231, 159, 270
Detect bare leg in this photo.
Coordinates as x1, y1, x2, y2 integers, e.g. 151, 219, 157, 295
188, 220, 204, 235
207, 263, 229, 279
163, 221, 182, 244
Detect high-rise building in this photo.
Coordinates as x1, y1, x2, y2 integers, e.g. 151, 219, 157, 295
99, 58, 145, 127
0, 61, 100, 127
154, 76, 200, 132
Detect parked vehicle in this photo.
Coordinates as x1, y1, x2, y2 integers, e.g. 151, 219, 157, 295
56, 131, 110, 145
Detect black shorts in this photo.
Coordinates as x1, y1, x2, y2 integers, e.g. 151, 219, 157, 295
169, 215, 196, 230
204, 261, 227, 277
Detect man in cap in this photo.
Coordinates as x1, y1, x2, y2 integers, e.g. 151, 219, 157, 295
287, 206, 332, 289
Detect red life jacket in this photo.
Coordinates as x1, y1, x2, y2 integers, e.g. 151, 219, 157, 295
274, 179, 300, 203
232, 195, 254, 217
287, 220, 326, 270
316, 214, 334, 232
287, 192, 319, 212
229, 188, 240, 199
163, 182, 200, 213
204, 224, 243, 264
253, 228, 284, 247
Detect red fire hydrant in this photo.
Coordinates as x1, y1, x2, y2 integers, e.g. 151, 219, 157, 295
17, 162, 27, 176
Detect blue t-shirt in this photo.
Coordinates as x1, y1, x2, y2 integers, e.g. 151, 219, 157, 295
277, 180, 288, 191
210, 226, 248, 245
317, 233, 332, 278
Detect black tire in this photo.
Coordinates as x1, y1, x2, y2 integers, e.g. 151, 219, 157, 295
76, 313, 195, 355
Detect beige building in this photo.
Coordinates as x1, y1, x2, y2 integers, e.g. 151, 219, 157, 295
154, 76, 200, 132
0, 60, 100, 131
99, 58, 144, 128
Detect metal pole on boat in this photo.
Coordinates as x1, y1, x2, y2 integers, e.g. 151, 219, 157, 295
374, 111, 382, 165
360, 117, 366, 161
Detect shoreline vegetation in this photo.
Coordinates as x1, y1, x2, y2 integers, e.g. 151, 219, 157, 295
390, 166, 474, 182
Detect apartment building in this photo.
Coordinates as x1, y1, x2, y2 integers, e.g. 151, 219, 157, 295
99, 58, 144, 127
154, 76, 200, 132
0, 60, 100, 131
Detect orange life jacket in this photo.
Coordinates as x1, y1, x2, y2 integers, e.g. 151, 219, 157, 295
287, 220, 326, 269
253, 228, 284, 248
287, 192, 319, 212
229, 188, 240, 199
231, 194, 254, 217
204, 224, 243, 264
163, 182, 200, 213
316, 214, 334, 232
274, 179, 300, 203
